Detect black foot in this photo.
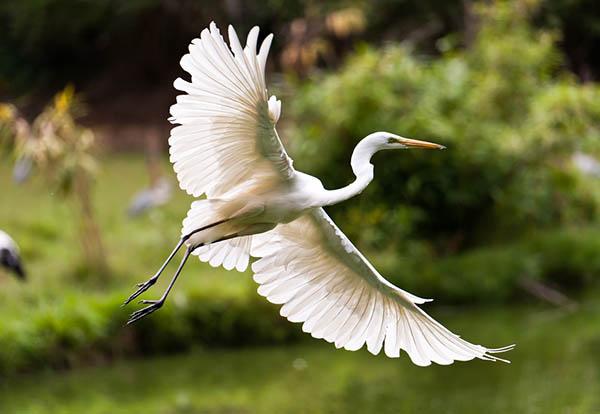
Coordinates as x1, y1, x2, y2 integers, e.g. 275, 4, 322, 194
126, 300, 164, 325
122, 277, 158, 306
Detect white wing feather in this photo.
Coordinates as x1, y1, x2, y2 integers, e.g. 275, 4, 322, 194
195, 236, 252, 272
180, 199, 252, 272
251, 208, 514, 366
169, 23, 294, 271
169, 22, 294, 199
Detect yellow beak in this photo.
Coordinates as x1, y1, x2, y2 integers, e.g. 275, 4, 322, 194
398, 137, 446, 150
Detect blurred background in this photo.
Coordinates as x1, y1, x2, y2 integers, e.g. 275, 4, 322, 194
1, 0, 600, 412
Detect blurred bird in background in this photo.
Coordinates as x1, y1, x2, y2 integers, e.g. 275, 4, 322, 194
127, 177, 173, 217
12, 156, 33, 184
127, 128, 173, 217
0, 230, 25, 280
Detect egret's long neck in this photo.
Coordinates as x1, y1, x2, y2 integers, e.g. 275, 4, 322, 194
320, 138, 377, 206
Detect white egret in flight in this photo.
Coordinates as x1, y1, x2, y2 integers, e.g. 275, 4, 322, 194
124, 23, 513, 366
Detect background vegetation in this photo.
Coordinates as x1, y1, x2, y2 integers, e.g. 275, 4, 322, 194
1, 0, 599, 413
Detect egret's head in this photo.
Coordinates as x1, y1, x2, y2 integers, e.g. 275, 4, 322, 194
373, 132, 445, 151
351, 132, 445, 177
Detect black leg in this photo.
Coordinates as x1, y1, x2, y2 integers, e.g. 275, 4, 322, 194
125, 232, 242, 325
122, 237, 186, 306
122, 217, 234, 306
127, 246, 193, 325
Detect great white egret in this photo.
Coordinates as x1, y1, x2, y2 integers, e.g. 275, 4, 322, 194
124, 22, 513, 366
0, 230, 25, 280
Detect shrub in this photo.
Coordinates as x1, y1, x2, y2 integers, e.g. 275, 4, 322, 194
287, 1, 600, 254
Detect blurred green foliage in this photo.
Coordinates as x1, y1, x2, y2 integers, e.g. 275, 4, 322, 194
380, 227, 600, 304
3, 303, 600, 413
1, 87, 110, 276
0, 155, 598, 376
0, 285, 300, 376
0, 156, 300, 376
289, 1, 600, 256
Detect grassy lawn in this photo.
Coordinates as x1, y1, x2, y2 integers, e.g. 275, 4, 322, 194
0, 154, 240, 291
0, 155, 288, 374
1, 300, 599, 414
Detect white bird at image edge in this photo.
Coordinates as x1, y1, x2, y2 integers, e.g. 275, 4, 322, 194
123, 22, 514, 366
0, 230, 25, 280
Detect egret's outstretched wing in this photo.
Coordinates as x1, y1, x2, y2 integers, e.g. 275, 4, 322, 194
169, 23, 294, 198
251, 209, 513, 366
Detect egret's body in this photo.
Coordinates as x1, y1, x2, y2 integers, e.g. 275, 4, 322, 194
124, 23, 514, 366
183, 133, 410, 248
187, 172, 340, 245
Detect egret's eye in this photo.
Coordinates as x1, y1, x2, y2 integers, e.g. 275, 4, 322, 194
387, 137, 398, 144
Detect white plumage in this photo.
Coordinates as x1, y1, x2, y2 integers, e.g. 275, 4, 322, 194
0, 230, 25, 280
125, 22, 514, 366
169, 25, 293, 201
251, 209, 512, 365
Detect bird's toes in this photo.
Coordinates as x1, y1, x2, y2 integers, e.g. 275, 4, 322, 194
136, 277, 156, 288
123, 290, 143, 306
139, 299, 162, 305
126, 309, 151, 325
123, 279, 158, 306
125, 300, 163, 325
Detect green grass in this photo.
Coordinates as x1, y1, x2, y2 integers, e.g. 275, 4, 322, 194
0, 155, 296, 374
2, 301, 599, 414
0, 154, 195, 289
1, 155, 600, 377
2, 154, 600, 413
0, 153, 265, 310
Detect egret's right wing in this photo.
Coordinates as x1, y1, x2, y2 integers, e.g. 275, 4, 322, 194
169, 23, 294, 199
251, 208, 513, 366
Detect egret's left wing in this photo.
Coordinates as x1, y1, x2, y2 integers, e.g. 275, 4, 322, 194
170, 23, 293, 272
251, 208, 513, 366
169, 23, 294, 199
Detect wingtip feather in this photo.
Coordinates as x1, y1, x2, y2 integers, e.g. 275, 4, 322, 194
258, 33, 273, 74
246, 26, 260, 54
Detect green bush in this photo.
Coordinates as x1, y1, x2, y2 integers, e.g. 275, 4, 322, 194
288, 1, 600, 253
1, 226, 598, 376
0, 286, 302, 376
378, 227, 600, 304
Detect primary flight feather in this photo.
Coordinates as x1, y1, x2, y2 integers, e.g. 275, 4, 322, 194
124, 22, 514, 366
